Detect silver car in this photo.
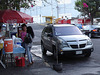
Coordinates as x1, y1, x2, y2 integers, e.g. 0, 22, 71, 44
41, 24, 94, 59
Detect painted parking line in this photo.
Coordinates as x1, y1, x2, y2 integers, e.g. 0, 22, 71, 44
31, 45, 42, 58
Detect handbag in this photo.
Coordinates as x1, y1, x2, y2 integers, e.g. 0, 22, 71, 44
24, 33, 32, 44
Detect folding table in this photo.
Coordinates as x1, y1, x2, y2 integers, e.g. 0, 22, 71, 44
2, 47, 25, 68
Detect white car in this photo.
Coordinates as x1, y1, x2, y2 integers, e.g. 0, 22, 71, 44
41, 24, 94, 58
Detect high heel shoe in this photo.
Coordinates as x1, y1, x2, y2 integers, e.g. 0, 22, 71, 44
27, 63, 32, 67
32, 61, 34, 64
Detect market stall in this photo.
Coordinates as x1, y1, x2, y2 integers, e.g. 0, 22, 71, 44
0, 9, 33, 68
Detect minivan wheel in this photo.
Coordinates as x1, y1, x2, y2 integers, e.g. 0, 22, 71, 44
41, 43, 47, 55
84, 51, 91, 57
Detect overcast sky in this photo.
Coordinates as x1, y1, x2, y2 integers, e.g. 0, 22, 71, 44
21, 0, 80, 23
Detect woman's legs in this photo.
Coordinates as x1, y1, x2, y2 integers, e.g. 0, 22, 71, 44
25, 44, 33, 64
29, 47, 33, 63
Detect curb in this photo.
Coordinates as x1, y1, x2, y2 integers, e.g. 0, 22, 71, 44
40, 24, 47, 26
31, 52, 51, 68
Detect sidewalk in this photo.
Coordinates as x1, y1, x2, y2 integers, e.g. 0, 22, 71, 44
0, 49, 58, 75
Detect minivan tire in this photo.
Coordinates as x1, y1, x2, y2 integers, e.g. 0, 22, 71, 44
84, 51, 91, 57
41, 43, 47, 55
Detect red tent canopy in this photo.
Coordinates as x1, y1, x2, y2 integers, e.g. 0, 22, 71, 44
0, 10, 33, 23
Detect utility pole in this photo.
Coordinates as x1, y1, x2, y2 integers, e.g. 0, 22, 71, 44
64, 0, 65, 18
40, 6, 41, 24
57, 2, 59, 18
36, 6, 38, 23
51, 0, 54, 24
30, 7, 31, 16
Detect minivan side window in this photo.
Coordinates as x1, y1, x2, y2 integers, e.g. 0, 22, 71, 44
42, 27, 47, 34
44, 27, 52, 34
48, 27, 52, 34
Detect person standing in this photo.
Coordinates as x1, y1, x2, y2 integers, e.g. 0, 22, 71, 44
25, 26, 34, 66
21, 24, 27, 47
21, 23, 27, 58
27, 26, 34, 39
21, 24, 34, 66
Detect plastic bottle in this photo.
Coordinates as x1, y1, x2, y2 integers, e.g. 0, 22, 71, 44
0, 39, 4, 49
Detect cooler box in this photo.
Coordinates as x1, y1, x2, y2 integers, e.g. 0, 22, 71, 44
4, 39, 13, 53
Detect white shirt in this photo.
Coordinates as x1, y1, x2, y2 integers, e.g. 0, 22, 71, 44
0, 31, 5, 37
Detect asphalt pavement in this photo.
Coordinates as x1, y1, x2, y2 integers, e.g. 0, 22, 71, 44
0, 47, 59, 75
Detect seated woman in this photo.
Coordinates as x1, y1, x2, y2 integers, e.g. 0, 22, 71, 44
0, 25, 6, 68
0, 25, 5, 40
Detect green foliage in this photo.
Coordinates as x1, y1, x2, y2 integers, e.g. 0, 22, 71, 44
0, 0, 34, 11
75, 0, 100, 24
75, 0, 100, 16
21, 3, 30, 9
95, 12, 100, 18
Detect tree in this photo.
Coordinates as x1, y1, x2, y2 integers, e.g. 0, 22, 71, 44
0, 0, 36, 11
75, 0, 100, 25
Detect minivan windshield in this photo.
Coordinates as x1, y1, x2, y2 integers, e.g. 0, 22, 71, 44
55, 26, 83, 36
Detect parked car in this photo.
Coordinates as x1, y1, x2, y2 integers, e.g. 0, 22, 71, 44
83, 25, 100, 38
75, 24, 83, 29
41, 24, 94, 59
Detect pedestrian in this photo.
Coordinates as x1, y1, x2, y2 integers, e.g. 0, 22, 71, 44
21, 24, 27, 57
25, 26, 34, 66
21, 24, 34, 66
27, 26, 34, 39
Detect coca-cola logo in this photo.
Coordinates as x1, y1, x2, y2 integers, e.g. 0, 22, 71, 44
25, 19, 32, 23
6, 19, 17, 23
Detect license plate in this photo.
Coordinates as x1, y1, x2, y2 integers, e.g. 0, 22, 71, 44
76, 51, 82, 54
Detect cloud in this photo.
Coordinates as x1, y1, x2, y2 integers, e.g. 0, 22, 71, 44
35, 0, 42, 6
57, 0, 71, 4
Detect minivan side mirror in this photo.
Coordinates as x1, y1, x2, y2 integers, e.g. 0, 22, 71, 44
47, 33, 53, 37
